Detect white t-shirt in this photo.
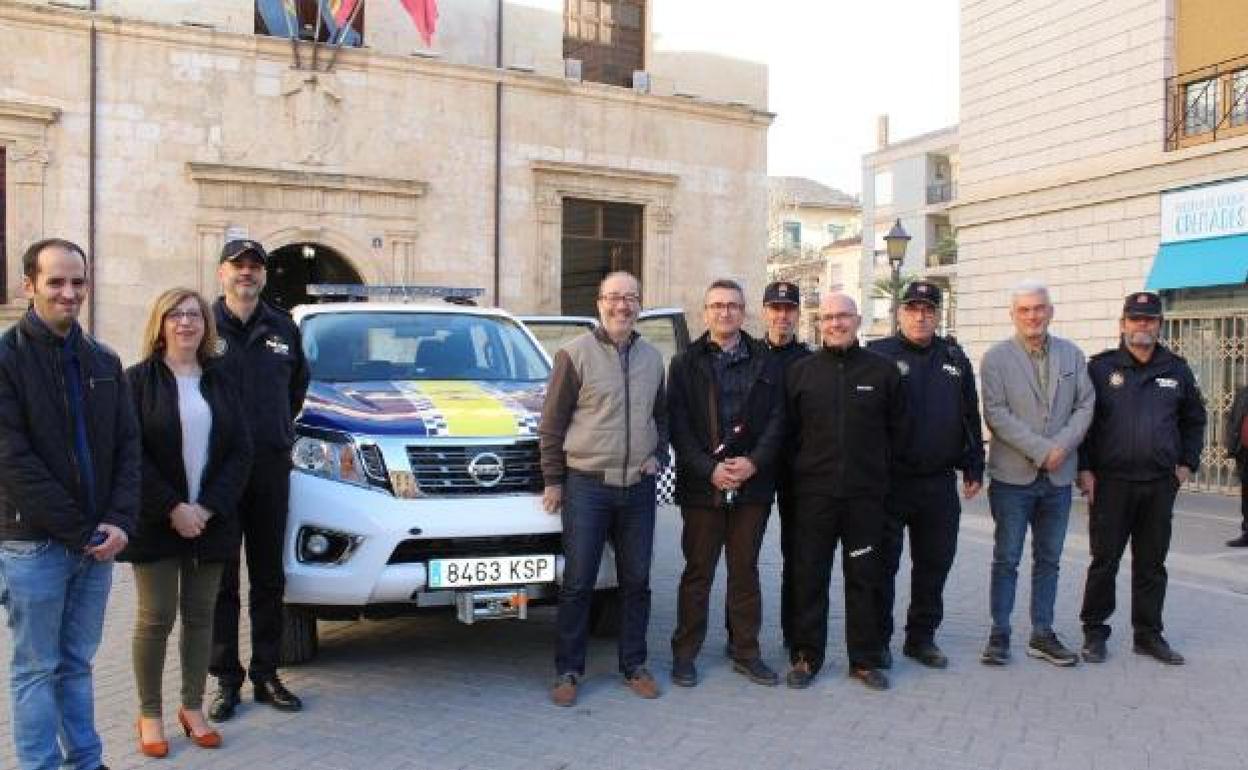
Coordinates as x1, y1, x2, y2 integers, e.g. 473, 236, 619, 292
175, 374, 213, 504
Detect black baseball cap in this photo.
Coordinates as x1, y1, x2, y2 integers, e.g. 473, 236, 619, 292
1123, 291, 1162, 318
219, 239, 268, 266
901, 280, 942, 307
763, 281, 799, 306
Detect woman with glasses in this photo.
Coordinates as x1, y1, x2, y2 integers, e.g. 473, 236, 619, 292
120, 288, 252, 757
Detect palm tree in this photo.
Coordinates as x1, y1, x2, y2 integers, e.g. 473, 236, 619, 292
870, 272, 917, 304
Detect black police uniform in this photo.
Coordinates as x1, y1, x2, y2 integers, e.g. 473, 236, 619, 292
866, 331, 984, 652
209, 296, 310, 688
1078, 341, 1205, 645
765, 335, 811, 648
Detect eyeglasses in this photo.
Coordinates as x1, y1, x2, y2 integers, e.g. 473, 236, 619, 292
599, 292, 641, 305
820, 313, 857, 324
166, 309, 204, 323
705, 302, 744, 313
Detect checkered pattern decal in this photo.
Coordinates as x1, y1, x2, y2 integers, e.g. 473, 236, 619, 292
656, 464, 676, 506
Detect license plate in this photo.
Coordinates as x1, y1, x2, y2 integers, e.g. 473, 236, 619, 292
427, 555, 556, 589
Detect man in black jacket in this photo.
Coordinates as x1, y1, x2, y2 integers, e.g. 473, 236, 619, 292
867, 281, 984, 669
208, 240, 311, 720
0, 238, 140, 770
759, 281, 812, 651
1077, 291, 1205, 665
785, 292, 908, 691
668, 279, 786, 688
1224, 385, 1248, 547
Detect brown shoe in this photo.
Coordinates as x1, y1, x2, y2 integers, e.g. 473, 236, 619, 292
550, 673, 578, 707
623, 667, 660, 699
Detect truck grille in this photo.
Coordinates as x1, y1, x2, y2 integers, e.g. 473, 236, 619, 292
405, 442, 542, 495
387, 534, 563, 564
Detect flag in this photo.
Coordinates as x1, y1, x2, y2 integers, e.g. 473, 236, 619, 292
320, 0, 362, 46
257, 0, 299, 38
329, 0, 362, 27
398, 0, 438, 47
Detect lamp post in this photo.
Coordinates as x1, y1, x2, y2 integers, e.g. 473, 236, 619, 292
884, 218, 911, 335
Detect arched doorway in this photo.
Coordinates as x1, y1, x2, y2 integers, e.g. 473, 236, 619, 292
263, 242, 363, 311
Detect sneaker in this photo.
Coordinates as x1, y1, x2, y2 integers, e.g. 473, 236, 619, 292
624, 667, 661, 699
980, 632, 1010, 666
1134, 635, 1185, 665
1027, 631, 1079, 667
550, 673, 578, 707
1226, 534, 1248, 547
1082, 635, 1108, 664
849, 666, 890, 691
903, 640, 949, 669
671, 658, 698, 687
732, 657, 779, 686
786, 654, 815, 689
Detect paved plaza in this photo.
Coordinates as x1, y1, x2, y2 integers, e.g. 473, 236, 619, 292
2, 491, 1247, 770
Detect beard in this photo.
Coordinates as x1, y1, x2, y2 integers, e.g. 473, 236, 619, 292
1125, 330, 1157, 347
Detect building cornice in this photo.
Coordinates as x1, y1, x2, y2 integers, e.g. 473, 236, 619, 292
530, 160, 679, 188
0, 99, 61, 125
187, 163, 427, 198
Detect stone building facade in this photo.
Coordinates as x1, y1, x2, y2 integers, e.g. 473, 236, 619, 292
0, 0, 771, 357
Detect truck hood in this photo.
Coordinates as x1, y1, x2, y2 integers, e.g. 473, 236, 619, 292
297, 380, 546, 438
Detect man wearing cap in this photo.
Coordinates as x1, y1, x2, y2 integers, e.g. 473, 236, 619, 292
208, 240, 310, 720
867, 281, 984, 669
759, 280, 811, 650
1076, 291, 1205, 665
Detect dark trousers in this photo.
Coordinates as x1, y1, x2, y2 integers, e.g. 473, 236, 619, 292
1079, 475, 1178, 641
789, 494, 885, 673
878, 472, 961, 647
777, 485, 799, 646
210, 450, 291, 687
672, 503, 770, 662
1240, 460, 1248, 533
555, 471, 656, 677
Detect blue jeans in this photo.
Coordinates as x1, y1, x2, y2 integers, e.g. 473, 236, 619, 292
988, 477, 1072, 637
555, 471, 656, 677
0, 539, 113, 770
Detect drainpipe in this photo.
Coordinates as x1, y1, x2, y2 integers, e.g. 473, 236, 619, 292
492, 0, 502, 306
87, 0, 98, 333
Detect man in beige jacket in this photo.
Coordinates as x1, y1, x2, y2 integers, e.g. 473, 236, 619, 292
539, 271, 668, 707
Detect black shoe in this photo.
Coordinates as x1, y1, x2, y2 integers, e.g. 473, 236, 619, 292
1082, 635, 1108, 663
671, 658, 698, 687
208, 685, 241, 722
981, 632, 1010, 666
1026, 631, 1078, 667
1134, 635, 1185, 665
849, 666, 890, 691
732, 657, 779, 686
903, 640, 949, 669
1226, 534, 1248, 547
254, 677, 303, 712
786, 655, 815, 689
879, 647, 893, 670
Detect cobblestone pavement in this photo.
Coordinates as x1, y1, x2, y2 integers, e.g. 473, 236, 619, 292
2, 491, 1247, 770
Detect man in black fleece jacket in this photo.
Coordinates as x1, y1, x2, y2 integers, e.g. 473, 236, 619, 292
784, 292, 909, 691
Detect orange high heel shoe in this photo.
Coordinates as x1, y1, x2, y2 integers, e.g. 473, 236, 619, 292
137, 718, 169, 758
178, 707, 222, 749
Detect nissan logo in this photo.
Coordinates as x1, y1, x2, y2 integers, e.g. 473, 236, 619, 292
467, 452, 505, 488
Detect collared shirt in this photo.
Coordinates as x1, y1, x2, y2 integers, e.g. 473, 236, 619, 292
707, 334, 751, 445
1017, 333, 1050, 396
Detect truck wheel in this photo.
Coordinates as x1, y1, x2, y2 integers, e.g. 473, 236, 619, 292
280, 605, 319, 665
589, 588, 621, 638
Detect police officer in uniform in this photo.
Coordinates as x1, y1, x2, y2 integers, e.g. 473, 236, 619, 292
867, 281, 984, 669
1077, 291, 1205, 665
759, 281, 811, 650
208, 240, 311, 720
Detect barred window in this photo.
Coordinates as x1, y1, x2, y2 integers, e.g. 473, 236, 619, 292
1184, 77, 1219, 136
561, 198, 643, 316
564, 0, 646, 88
1231, 70, 1248, 127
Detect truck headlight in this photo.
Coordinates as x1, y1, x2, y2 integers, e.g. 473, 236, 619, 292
292, 434, 368, 487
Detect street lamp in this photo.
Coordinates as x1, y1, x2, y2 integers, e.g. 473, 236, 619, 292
884, 218, 911, 334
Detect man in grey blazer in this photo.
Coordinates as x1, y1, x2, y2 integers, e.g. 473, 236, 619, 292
979, 281, 1094, 667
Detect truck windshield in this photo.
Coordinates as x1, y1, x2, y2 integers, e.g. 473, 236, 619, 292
302, 312, 551, 383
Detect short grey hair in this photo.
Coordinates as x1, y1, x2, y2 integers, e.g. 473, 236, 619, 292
1010, 280, 1051, 305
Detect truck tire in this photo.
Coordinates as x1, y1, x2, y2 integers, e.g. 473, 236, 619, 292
280, 605, 319, 665
589, 588, 621, 638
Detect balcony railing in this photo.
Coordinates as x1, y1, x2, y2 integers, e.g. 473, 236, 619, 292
926, 182, 956, 204
1165, 53, 1248, 151
927, 249, 957, 268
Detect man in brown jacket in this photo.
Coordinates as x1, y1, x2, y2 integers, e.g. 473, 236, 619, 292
539, 271, 668, 707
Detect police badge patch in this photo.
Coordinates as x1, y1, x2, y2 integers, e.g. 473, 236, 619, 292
897, 360, 910, 376
1108, 371, 1124, 388
212, 337, 228, 356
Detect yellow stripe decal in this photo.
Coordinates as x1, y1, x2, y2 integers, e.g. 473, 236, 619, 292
410, 381, 523, 437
